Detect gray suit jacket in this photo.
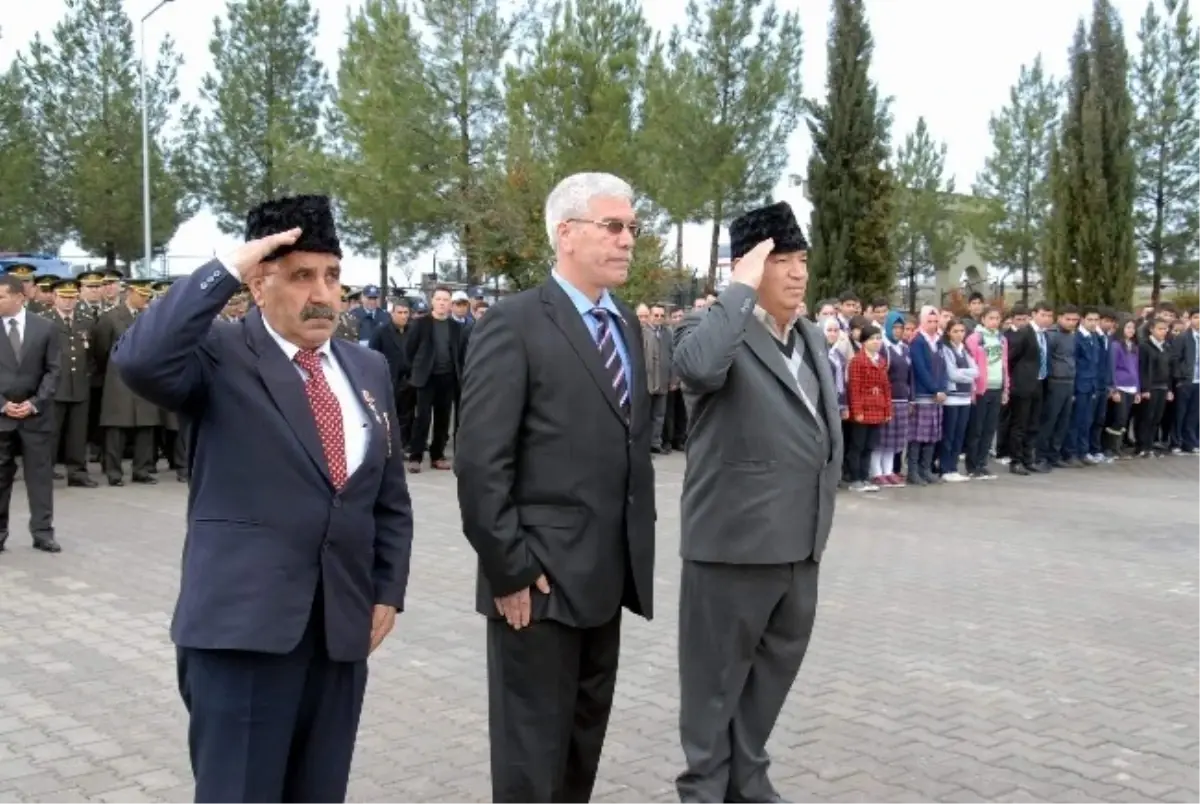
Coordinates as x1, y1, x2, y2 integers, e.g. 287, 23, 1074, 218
673, 282, 843, 565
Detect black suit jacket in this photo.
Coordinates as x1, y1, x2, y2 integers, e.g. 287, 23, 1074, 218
1170, 329, 1198, 384
404, 314, 462, 388
1006, 324, 1042, 397
368, 323, 411, 396
455, 280, 656, 627
0, 311, 61, 432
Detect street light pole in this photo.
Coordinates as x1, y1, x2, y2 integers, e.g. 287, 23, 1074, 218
140, 0, 172, 278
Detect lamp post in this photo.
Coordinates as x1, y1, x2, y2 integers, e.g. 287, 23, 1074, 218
140, 0, 173, 278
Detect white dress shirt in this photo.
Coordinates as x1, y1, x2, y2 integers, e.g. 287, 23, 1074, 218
218, 259, 369, 476
2, 307, 28, 346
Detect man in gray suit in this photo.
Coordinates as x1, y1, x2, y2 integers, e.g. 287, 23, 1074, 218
644, 303, 673, 453
672, 201, 842, 803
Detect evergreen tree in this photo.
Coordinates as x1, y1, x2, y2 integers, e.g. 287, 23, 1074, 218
414, 0, 526, 280
676, 0, 805, 290
1131, 0, 1199, 300
805, 0, 894, 304
196, 0, 329, 235
1047, 2, 1138, 308
325, 0, 452, 289
891, 117, 964, 312
0, 59, 63, 251
19, 0, 194, 269
973, 56, 1061, 304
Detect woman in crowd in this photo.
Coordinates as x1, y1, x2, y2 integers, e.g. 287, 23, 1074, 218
873, 311, 910, 487
1105, 316, 1141, 458
907, 306, 947, 485
846, 324, 892, 492
939, 318, 979, 483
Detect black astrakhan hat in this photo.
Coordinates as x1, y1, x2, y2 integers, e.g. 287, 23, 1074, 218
728, 201, 808, 261
244, 194, 343, 262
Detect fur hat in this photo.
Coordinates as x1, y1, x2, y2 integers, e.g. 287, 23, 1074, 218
728, 201, 808, 260
245, 194, 343, 262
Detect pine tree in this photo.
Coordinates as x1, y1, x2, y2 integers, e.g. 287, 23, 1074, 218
196, 0, 329, 235
1047, 2, 1138, 308
19, 0, 194, 269
973, 56, 1061, 304
1131, 0, 1199, 300
325, 0, 452, 289
805, 0, 894, 305
414, 0, 526, 281
0, 60, 62, 251
891, 117, 964, 312
676, 0, 805, 289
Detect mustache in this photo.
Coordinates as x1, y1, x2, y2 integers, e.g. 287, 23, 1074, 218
300, 304, 336, 321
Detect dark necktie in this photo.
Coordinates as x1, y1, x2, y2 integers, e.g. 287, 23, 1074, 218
589, 308, 630, 415
294, 349, 348, 488
8, 319, 21, 359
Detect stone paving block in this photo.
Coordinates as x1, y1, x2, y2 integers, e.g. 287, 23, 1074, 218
0, 456, 1195, 802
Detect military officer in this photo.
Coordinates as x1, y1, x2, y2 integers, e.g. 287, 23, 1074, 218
47, 279, 98, 487
77, 271, 108, 463
2, 264, 40, 306
91, 279, 159, 485
31, 275, 56, 314
335, 285, 361, 341
100, 269, 123, 310
75, 271, 107, 323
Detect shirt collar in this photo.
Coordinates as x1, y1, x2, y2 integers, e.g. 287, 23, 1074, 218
3, 308, 26, 327
753, 306, 798, 343
551, 269, 620, 318
261, 313, 332, 362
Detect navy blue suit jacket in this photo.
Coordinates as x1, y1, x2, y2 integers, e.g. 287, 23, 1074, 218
111, 261, 414, 662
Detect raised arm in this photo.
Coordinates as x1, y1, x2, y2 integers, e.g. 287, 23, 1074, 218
454, 303, 542, 596
672, 282, 757, 394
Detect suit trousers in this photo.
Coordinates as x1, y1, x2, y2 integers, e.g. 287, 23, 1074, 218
487, 613, 622, 803
1005, 386, 1043, 468
1173, 382, 1199, 452
0, 426, 55, 540
1037, 380, 1074, 464
1066, 390, 1097, 459
649, 394, 668, 449
1135, 389, 1169, 453
410, 371, 456, 462
103, 427, 155, 481
394, 382, 416, 450
178, 591, 368, 803
995, 400, 1011, 459
1089, 390, 1109, 455
53, 400, 91, 479
677, 559, 820, 804
663, 389, 688, 449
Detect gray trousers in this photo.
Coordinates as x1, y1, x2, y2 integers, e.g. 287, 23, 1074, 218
650, 393, 668, 448
677, 559, 820, 803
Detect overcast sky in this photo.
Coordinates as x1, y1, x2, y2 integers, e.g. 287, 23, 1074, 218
3, 0, 1148, 284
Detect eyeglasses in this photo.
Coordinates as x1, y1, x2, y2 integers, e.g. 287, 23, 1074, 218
568, 218, 641, 238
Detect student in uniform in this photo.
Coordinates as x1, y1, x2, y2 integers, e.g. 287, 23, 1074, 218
939, 318, 978, 483
1104, 317, 1140, 458
964, 307, 1007, 479
845, 323, 891, 492
1136, 318, 1173, 457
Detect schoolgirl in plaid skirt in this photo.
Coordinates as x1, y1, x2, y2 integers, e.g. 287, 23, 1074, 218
872, 311, 910, 484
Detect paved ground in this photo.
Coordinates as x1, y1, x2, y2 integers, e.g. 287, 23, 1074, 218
0, 454, 1196, 803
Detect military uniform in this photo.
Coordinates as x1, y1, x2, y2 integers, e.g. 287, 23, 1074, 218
336, 285, 360, 341
76, 271, 111, 460
91, 282, 159, 485
2, 263, 42, 310
46, 280, 98, 487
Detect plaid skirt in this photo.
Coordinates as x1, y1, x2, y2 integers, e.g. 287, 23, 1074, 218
876, 400, 910, 453
909, 402, 943, 444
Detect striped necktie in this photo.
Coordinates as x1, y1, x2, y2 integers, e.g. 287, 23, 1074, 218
589, 308, 630, 415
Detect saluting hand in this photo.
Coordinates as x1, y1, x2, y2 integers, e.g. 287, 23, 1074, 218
729, 238, 775, 291
495, 574, 551, 631
223, 227, 303, 283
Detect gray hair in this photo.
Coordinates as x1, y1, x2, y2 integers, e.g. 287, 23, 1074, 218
544, 172, 634, 249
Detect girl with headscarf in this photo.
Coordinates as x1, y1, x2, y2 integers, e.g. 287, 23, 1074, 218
870, 310, 911, 486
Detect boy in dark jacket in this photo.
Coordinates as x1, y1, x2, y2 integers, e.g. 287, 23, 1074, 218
1136, 318, 1173, 457
1067, 306, 1103, 464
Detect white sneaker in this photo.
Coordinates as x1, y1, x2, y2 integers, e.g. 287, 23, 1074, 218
943, 472, 971, 483
863, 482, 881, 493
998, 456, 1012, 465
977, 471, 998, 481
849, 481, 868, 492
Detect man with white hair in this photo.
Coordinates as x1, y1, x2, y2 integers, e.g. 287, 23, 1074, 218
455, 172, 657, 802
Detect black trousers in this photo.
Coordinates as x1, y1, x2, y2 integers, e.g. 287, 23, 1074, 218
664, 389, 688, 449
0, 426, 55, 540
995, 401, 1012, 459
410, 372, 456, 462
53, 399, 91, 479
1005, 386, 1043, 468
1135, 389, 1169, 453
678, 560, 820, 804
178, 591, 368, 803
394, 382, 416, 450
1103, 391, 1135, 453
965, 388, 1002, 473
843, 421, 879, 482
86, 385, 103, 452
103, 426, 155, 481
1037, 380, 1074, 463
487, 613, 622, 803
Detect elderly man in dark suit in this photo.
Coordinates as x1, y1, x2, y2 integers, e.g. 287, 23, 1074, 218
112, 195, 414, 803
672, 202, 843, 804
0, 273, 62, 554
456, 172, 656, 803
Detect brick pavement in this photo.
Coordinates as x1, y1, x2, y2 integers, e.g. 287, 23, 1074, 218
0, 455, 1196, 803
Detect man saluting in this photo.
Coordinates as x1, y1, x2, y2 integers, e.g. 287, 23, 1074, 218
112, 195, 414, 803
673, 202, 842, 803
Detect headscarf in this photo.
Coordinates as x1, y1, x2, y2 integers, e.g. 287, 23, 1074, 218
820, 315, 853, 362
883, 310, 906, 345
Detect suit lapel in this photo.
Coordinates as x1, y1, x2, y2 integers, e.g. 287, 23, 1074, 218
245, 309, 333, 488
744, 319, 805, 405
330, 340, 385, 474
541, 283, 626, 425
796, 319, 840, 434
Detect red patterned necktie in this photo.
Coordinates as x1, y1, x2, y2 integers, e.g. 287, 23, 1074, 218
294, 349, 348, 488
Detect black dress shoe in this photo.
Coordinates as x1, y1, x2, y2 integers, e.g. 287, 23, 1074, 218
108, 478, 125, 487
33, 537, 61, 554
68, 476, 98, 488
132, 474, 158, 484
1009, 463, 1030, 476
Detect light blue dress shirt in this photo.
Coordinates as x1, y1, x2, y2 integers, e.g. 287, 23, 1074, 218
551, 270, 633, 391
